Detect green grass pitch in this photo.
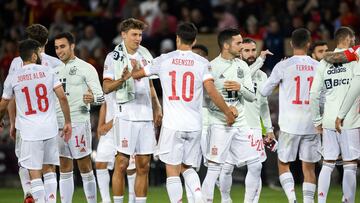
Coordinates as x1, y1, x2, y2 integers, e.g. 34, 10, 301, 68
0, 184, 357, 202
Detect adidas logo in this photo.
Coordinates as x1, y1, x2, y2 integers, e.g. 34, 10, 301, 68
219, 74, 225, 79
319, 192, 324, 197
49, 194, 55, 199
80, 148, 86, 152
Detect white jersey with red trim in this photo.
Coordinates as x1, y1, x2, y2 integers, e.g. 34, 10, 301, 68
2, 64, 61, 141
260, 55, 318, 135
8, 53, 62, 130
143, 50, 213, 131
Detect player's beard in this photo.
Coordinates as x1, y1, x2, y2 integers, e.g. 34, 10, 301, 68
244, 56, 256, 66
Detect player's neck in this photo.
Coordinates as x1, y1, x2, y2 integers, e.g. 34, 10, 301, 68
125, 45, 137, 55
63, 55, 76, 64
336, 42, 349, 50
293, 49, 307, 56
177, 44, 192, 51
23, 61, 33, 66
39, 46, 45, 54
220, 52, 235, 60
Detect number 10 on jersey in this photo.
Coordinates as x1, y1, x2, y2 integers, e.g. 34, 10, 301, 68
168, 71, 195, 102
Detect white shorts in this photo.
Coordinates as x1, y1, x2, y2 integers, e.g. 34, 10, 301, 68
18, 136, 59, 170
205, 125, 260, 167
322, 128, 360, 161
278, 131, 321, 163
113, 117, 155, 155
250, 128, 267, 162
194, 125, 209, 168
58, 121, 92, 159
96, 130, 116, 166
156, 127, 201, 166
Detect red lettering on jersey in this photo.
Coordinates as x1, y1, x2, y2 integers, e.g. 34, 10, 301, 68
17, 74, 32, 82
172, 58, 194, 66
296, 65, 314, 71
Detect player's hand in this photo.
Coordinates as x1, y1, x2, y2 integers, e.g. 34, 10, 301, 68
83, 89, 94, 104
10, 124, 16, 140
265, 131, 275, 141
335, 117, 344, 133
121, 66, 132, 81
259, 49, 273, 60
229, 105, 238, 117
224, 81, 241, 91
153, 108, 163, 127
130, 59, 141, 70
315, 124, 323, 135
225, 110, 236, 126
62, 122, 72, 143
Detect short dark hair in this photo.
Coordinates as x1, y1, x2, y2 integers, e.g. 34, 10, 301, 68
192, 44, 208, 56
242, 38, 257, 45
334, 26, 354, 44
217, 28, 241, 50
291, 28, 311, 49
176, 22, 198, 45
309, 40, 327, 54
19, 39, 41, 62
120, 18, 146, 32
25, 24, 49, 47
54, 32, 75, 44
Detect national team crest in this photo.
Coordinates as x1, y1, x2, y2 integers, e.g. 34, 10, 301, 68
142, 58, 148, 66
122, 138, 128, 148
211, 145, 218, 155
69, 66, 77, 75
237, 68, 244, 78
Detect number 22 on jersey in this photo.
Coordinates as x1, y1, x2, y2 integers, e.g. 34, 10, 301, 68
21, 84, 49, 115
168, 70, 195, 102
292, 76, 313, 105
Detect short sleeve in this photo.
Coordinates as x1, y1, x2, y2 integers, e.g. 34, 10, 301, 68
103, 53, 115, 80
52, 71, 62, 89
144, 56, 161, 76
2, 74, 14, 99
202, 61, 213, 82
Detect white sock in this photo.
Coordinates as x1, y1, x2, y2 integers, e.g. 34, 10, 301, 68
19, 166, 31, 197
244, 161, 262, 203
127, 173, 136, 203
317, 162, 335, 203
183, 168, 202, 202
81, 171, 97, 203
219, 163, 234, 203
135, 197, 147, 203
166, 176, 183, 203
60, 172, 74, 203
279, 172, 296, 202
303, 182, 316, 203
31, 178, 45, 203
43, 172, 57, 203
253, 178, 262, 203
185, 181, 194, 203
114, 195, 124, 203
343, 164, 357, 203
202, 163, 221, 202
96, 169, 111, 203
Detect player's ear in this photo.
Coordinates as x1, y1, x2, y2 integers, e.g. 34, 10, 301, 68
121, 31, 127, 39
191, 39, 197, 47
70, 43, 75, 51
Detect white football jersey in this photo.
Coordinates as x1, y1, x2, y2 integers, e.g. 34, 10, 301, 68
2, 64, 61, 141
8, 53, 62, 130
103, 51, 153, 121
104, 92, 116, 122
261, 55, 318, 135
144, 50, 213, 131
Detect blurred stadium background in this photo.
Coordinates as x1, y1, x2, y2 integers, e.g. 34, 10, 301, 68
0, 0, 360, 202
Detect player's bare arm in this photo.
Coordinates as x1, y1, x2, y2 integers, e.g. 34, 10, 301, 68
83, 89, 94, 104
149, 80, 162, 127
103, 66, 132, 94
204, 80, 236, 126
323, 52, 349, 64
7, 98, 16, 139
97, 103, 113, 137
54, 85, 72, 142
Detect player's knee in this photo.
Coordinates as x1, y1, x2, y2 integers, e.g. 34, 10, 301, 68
60, 159, 73, 173
136, 162, 150, 175
115, 158, 129, 174
95, 162, 108, 169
